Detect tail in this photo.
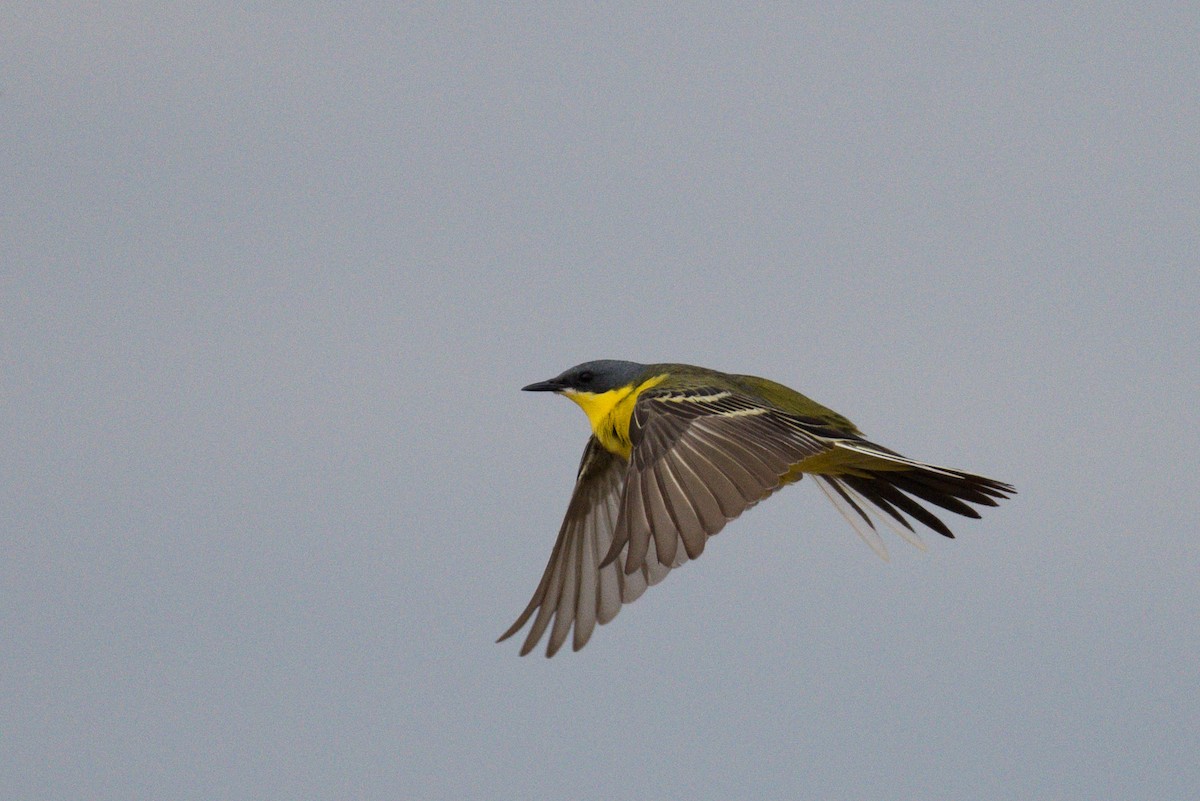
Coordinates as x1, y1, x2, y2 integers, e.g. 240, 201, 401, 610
808, 440, 1014, 560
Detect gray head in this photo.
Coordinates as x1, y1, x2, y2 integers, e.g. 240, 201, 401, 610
522, 360, 648, 394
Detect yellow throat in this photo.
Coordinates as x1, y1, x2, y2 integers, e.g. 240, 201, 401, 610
563, 373, 667, 459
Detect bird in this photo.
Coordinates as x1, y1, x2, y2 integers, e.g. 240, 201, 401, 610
499, 359, 1014, 657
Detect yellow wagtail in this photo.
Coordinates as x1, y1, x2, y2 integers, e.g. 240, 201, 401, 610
500, 360, 1014, 656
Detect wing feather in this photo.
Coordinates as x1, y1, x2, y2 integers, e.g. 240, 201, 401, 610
573, 506, 599, 650
615, 390, 826, 575
621, 472, 654, 578
681, 430, 774, 500
547, 512, 581, 656
519, 531, 569, 655
656, 454, 707, 558
500, 438, 657, 656
644, 467, 680, 567
660, 441, 728, 530
594, 476, 623, 624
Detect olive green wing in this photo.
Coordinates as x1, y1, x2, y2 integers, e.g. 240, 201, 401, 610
497, 436, 685, 657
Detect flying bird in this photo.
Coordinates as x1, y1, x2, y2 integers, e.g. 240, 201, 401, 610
499, 360, 1014, 657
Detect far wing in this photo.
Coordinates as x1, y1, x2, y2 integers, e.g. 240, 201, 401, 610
498, 436, 686, 657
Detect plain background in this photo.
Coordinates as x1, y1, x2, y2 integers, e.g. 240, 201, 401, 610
3, 5, 1197, 800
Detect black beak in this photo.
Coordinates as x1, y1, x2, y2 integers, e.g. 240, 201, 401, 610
522, 378, 563, 392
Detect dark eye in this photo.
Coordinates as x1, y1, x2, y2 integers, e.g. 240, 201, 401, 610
577, 370, 594, 384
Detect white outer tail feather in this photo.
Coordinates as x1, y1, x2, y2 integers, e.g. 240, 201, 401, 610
814, 475, 930, 561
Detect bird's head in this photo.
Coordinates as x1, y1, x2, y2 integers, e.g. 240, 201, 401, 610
522, 360, 647, 396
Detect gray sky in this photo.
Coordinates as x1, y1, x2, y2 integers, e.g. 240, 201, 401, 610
3, 4, 1197, 800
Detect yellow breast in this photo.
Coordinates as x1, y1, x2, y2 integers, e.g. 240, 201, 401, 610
564, 374, 667, 459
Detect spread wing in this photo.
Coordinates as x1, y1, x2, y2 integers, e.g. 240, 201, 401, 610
603, 386, 833, 574
606, 385, 1014, 570
497, 436, 688, 657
